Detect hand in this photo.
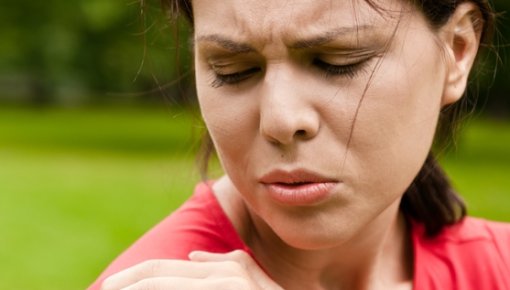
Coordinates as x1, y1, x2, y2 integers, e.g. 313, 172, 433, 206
100, 250, 284, 290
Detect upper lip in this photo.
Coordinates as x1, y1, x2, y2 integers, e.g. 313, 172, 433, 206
259, 169, 338, 184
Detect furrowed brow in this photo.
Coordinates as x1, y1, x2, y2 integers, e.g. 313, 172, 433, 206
196, 34, 255, 54
290, 25, 374, 49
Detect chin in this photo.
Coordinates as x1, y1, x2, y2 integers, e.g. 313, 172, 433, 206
271, 219, 354, 251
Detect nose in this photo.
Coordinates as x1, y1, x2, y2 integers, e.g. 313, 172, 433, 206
259, 66, 320, 145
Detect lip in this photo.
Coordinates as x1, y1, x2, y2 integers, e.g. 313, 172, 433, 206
259, 169, 339, 206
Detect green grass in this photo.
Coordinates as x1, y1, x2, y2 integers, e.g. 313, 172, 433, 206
0, 107, 203, 290
440, 119, 510, 222
0, 107, 509, 290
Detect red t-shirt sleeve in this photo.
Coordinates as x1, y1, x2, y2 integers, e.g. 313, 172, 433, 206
413, 217, 510, 290
88, 183, 249, 290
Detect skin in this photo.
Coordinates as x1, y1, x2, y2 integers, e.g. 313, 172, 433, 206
101, 0, 481, 289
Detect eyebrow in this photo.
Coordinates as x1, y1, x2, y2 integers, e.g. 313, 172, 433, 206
196, 34, 256, 54
196, 25, 375, 53
291, 25, 375, 49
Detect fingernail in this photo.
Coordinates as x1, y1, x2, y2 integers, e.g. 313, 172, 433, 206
188, 251, 198, 260
188, 250, 206, 260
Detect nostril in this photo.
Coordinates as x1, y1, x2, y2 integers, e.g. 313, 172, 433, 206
295, 129, 307, 137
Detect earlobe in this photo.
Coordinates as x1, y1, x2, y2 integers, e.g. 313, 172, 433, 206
441, 3, 483, 106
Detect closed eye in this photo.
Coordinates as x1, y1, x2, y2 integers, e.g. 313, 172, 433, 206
211, 67, 261, 88
313, 58, 369, 79
210, 57, 370, 87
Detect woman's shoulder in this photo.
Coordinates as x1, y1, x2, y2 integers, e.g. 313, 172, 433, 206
413, 217, 510, 289
88, 182, 248, 290
435, 217, 510, 264
416, 216, 510, 247
116, 181, 247, 258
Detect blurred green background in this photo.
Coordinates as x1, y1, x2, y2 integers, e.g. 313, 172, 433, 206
1, 0, 509, 289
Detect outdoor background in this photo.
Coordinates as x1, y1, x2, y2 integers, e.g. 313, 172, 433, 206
1, 0, 509, 289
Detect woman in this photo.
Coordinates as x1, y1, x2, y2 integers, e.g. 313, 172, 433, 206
91, 0, 509, 289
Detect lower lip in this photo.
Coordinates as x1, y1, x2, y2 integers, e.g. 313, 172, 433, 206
263, 182, 337, 206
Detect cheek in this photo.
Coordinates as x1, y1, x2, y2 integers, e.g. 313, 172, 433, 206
363, 28, 443, 143
196, 81, 259, 173
349, 56, 444, 193
359, 74, 442, 150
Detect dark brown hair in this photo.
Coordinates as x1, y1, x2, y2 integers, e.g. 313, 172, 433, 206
161, 0, 496, 237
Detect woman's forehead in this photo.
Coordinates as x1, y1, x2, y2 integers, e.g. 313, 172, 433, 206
192, 0, 412, 46
192, 0, 417, 52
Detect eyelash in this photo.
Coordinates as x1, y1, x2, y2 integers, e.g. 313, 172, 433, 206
211, 67, 261, 88
312, 59, 368, 79
210, 58, 369, 87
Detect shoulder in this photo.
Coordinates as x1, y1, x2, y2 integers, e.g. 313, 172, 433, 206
88, 182, 247, 289
416, 217, 510, 256
136, 182, 247, 255
413, 217, 510, 289
119, 182, 245, 258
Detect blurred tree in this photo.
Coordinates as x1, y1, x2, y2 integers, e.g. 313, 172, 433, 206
0, 0, 192, 106
488, 0, 510, 117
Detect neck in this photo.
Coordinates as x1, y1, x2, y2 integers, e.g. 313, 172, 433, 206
212, 176, 413, 290
247, 205, 413, 290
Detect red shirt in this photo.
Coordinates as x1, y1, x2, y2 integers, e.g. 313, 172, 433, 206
89, 183, 510, 289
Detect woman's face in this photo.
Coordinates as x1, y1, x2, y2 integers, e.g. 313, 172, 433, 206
194, 0, 448, 249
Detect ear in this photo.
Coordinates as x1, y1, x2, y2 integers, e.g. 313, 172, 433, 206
440, 2, 483, 106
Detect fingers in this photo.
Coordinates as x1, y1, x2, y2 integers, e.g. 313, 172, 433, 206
119, 277, 251, 290
101, 260, 211, 290
188, 249, 253, 262
120, 277, 205, 290
189, 250, 284, 290
189, 250, 260, 273
101, 251, 283, 290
